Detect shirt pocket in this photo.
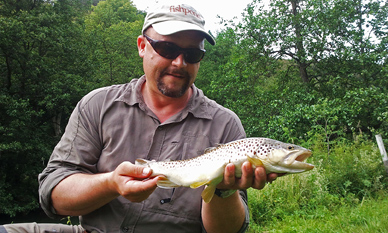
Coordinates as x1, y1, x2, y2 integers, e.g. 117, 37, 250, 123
160, 132, 212, 161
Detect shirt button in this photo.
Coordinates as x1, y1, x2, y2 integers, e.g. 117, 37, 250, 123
122, 227, 129, 232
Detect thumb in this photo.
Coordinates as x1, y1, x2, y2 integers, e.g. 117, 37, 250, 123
118, 161, 152, 178
129, 163, 152, 178
140, 166, 152, 177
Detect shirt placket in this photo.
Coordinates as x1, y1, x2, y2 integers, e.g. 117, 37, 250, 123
147, 125, 167, 161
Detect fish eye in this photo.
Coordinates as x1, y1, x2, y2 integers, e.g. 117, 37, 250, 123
288, 146, 294, 150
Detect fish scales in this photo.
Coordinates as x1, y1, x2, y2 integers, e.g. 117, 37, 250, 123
136, 137, 314, 203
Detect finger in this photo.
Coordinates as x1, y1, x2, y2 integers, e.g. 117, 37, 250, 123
137, 176, 160, 191
220, 163, 236, 188
124, 177, 159, 202
252, 166, 267, 190
267, 173, 279, 183
238, 162, 254, 189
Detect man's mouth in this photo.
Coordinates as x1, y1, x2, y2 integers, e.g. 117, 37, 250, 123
167, 73, 184, 78
163, 68, 189, 80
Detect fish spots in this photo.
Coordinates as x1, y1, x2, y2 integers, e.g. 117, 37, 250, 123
153, 138, 305, 172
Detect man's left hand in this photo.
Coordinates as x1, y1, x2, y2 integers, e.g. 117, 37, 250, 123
216, 162, 280, 190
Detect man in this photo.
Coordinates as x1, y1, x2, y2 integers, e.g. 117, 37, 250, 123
0, 3, 279, 233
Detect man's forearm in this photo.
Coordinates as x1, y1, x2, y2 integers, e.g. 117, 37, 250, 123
51, 172, 118, 216
201, 192, 246, 233
50, 162, 159, 216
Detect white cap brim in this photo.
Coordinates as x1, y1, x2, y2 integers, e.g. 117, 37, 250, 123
153, 21, 215, 45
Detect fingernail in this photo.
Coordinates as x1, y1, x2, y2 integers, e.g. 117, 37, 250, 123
244, 162, 252, 173
142, 167, 151, 176
258, 167, 266, 178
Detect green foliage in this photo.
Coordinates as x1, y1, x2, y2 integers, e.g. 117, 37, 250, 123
0, 0, 146, 216
0, 0, 96, 216
0, 95, 52, 216
198, 0, 387, 143
84, 0, 144, 85
324, 137, 386, 199
236, 0, 388, 86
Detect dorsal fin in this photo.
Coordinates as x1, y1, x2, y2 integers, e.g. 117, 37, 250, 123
204, 147, 217, 153
135, 159, 150, 166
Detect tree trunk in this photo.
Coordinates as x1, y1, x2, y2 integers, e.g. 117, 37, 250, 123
52, 113, 62, 137
291, 0, 310, 83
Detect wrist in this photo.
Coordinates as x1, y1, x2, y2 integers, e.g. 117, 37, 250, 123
104, 171, 119, 196
214, 188, 237, 199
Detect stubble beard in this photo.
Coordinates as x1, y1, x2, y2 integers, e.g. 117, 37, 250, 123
157, 69, 192, 98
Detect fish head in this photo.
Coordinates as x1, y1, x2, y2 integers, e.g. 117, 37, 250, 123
252, 139, 314, 174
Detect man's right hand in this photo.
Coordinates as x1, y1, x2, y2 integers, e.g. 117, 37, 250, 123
52, 161, 160, 216
109, 161, 161, 202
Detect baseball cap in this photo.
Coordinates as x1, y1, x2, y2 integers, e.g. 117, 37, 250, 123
142, 3, 216, 45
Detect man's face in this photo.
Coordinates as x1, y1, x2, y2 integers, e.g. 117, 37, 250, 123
138, 27, 205, 98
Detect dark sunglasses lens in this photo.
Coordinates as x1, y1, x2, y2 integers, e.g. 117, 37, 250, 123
153, 42, 180, 59
151, 39, 205, 63
184, 49, 205, 63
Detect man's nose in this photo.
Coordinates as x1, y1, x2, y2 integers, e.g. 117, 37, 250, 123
171, 53, 187, 67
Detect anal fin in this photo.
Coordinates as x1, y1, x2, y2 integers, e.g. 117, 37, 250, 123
200, 176, 224, 203
201, 185, 216, 203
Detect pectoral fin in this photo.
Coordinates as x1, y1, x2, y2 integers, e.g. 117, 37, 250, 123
247, 155, 264, 167
157, 177, 179, 189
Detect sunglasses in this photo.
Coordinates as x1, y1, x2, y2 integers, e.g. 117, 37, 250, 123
143, 34, 206, 64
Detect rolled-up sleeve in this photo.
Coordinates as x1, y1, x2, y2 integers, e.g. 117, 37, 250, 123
38, 90, 104, 218
238, 189, 250, 233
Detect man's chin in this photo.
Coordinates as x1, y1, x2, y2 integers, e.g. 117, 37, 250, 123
158, 88, 185, 98
157, 75, 191, 98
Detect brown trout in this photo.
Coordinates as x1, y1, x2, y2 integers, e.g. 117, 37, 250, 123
136, 137, 314, 203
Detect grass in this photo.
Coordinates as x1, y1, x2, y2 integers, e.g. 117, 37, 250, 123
246, 135, 388, 233
248, 195, 388, 233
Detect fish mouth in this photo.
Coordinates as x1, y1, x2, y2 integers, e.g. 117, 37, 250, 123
295, 150, 312, 162
288, 150, 314, 171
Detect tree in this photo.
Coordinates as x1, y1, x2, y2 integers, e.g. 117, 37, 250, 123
0, 0, 147, 217
84, 0, 144, 86
201, 0, 387, 141
238, 0, 388, 88
0, 0, 91, 216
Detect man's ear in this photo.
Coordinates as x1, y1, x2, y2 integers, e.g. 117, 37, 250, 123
137, 35, 146, 58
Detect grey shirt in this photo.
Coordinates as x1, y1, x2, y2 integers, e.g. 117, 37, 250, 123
39, 76, 248, 233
